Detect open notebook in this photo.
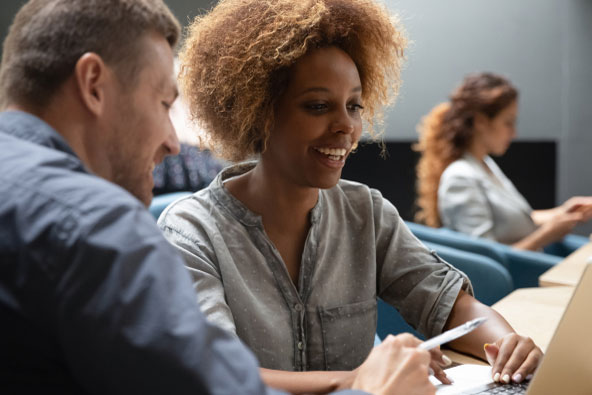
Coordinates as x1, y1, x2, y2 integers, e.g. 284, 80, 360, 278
431, 260, 592, 394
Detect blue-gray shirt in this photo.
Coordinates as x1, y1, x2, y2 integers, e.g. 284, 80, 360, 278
0, 110, 287, 394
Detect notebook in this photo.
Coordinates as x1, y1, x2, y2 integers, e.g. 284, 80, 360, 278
432, 260, 592, 394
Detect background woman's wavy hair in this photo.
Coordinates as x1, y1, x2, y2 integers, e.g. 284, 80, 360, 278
414, 72, 519, 227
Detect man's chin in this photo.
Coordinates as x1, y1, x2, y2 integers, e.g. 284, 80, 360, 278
128, 185, 153, 207
111, 171, 153, 207
140, 191, 154, 208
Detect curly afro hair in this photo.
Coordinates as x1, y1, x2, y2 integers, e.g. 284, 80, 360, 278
179, 0, 407, 162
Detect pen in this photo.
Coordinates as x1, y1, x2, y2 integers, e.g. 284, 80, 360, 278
418, 317, 487, 350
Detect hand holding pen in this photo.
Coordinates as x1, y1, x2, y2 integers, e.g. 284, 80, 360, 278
419, 317, 487, 384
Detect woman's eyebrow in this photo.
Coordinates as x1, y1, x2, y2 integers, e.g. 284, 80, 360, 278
295, 85, 362, 98
295, 87, 330, 97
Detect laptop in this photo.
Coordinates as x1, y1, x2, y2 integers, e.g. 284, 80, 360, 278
433, 260, 592, 394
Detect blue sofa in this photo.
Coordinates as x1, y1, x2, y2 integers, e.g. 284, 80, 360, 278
544, 234, 589, 257
405, 221, 562, 289
149, 191, 193, 220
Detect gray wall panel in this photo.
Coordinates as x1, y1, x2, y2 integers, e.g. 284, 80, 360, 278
385, 0, 563, 141
560, 0, 592, 235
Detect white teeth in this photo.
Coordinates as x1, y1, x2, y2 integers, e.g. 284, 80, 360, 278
314, 147, 347, 156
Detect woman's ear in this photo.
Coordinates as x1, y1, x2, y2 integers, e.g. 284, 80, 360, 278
73, 53, 108, 117
473, 112, 490, 133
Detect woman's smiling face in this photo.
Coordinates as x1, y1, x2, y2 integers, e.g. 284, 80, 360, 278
262, 46, 363, 189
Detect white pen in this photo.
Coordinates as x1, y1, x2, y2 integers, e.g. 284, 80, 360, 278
419, 317, 487, 350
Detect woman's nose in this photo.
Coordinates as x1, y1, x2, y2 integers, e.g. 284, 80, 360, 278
330, 109, 355, 135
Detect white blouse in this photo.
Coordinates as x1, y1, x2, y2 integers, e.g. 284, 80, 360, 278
438, 153, 537, 244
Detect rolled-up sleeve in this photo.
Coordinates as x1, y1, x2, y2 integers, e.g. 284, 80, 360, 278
373, 191, 473, 338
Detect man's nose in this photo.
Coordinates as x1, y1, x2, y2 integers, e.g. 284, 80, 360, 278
165, 125, 181, 157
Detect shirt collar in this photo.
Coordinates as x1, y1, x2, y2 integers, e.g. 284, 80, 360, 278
0, 110, 80, 160
211, 162, 262, 227
210, 161, 323, 227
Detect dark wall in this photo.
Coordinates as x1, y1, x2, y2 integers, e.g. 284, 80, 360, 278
0, 1, 214, 60
341, 141, 556, 222
0, 1, 26, 48
164, 0, 216, 26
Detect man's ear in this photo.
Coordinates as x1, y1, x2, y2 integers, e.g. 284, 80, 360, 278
74, 53, 109, 117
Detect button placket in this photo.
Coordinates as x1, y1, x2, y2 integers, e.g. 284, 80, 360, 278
294, 303, 307, 370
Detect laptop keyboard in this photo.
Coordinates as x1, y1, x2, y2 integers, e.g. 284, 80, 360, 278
471, 381, 529, 394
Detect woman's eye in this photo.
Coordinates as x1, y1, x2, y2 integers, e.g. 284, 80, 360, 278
305, 102, 328, 112
348, 103, 364, 113
162, 101, 172, 110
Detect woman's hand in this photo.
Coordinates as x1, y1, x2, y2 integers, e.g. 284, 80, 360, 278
561, 196, 592, 223
426, 347, 454, 384
539, 211, 583, 241
483, 333, 543, 384
352, 333, 436, 395
518, 210, 584, 250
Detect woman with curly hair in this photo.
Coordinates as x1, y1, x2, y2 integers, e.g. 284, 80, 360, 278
159, 1, 542, 393
416, 72, 592, 251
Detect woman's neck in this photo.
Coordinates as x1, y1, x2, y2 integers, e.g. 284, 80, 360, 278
225, 161, 319, 224
466, 141, 488, 162
225, 161, 318, 286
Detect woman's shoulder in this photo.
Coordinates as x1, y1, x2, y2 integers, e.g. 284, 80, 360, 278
157, 186, 224, 237
326, 179, 397, 216
330, 179, 382, 202
441, 156, 481, 182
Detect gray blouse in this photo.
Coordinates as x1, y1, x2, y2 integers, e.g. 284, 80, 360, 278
158, 162, 472, 371
439, 153, 536, 244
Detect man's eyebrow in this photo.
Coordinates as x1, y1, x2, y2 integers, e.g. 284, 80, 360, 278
155, 73, 178, 99
295, 86, 362, 98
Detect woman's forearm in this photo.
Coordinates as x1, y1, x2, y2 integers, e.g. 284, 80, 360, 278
511, 227, 551, 251
531, 208, 559, 226
259, 367, 355, 394
444, 291, 514, 360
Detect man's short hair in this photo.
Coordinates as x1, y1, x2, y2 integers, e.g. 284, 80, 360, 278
0, 0, 181, 110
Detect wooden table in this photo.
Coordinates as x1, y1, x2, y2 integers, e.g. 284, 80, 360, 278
491, 286, 573, 351
444, 286, 574, 364
539, 242, 592, 287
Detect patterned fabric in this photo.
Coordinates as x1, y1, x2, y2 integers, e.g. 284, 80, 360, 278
153, 143, 224, 195
159, 162, 473, 372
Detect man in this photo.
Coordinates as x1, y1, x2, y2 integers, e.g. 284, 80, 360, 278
0, 1, 434, 394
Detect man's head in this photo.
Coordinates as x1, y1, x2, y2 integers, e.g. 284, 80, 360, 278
0, 0, 181, 206
0, 0, 180, 110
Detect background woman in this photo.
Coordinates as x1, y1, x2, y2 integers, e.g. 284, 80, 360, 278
159, 2, 542, 394
416, 72, 592, 251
